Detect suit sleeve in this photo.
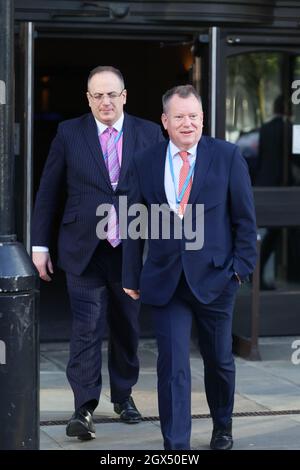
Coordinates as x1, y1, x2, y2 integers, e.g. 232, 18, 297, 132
122, 158, 145, 290
31, 124, 66, 247
229, 147, 257, 280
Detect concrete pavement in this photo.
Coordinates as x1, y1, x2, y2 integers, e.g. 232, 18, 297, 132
40, 337, 300, 450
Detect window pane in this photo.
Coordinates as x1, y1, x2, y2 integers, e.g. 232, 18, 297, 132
226, 52, 291, 186
259, 226, 300, 290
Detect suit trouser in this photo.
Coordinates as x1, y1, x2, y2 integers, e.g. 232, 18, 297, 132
151, 273, 239, 450
65, 241, 140, 411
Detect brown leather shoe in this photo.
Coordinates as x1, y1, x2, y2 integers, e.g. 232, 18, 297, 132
113, 396, 142, 424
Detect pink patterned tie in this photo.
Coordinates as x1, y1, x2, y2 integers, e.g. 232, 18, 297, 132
178, 151, 192, 216
105, 127, 121, 247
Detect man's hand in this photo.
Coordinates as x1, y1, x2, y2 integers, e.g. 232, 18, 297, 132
123, 288, 140, 300
32, 252, 54, 281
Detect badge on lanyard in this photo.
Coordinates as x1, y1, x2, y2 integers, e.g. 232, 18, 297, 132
168, 144, 195, 213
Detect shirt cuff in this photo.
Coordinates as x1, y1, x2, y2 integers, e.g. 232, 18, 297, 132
32, 246, 49, 252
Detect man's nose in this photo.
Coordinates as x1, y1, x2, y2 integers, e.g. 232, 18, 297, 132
182, 116, 191, 126
102, 94, 111, 104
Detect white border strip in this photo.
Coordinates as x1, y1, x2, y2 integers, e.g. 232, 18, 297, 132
0, 80, 6, 104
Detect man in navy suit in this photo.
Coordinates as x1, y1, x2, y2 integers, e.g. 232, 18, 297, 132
31, 66, 163, 440
123, 85, 257, 450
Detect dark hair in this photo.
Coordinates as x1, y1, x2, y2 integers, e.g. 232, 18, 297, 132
87, 66, 125, 90
162, 85, 202, 112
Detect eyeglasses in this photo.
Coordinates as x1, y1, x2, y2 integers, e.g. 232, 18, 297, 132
88, 89, 125, 102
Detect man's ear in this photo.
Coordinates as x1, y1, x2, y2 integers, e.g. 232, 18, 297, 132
86, 92, 92, 109
161, 113, 168, 130
123, 89, 127, 105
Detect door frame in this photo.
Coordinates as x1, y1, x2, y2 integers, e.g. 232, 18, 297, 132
217, 28, 300, 336
216, 28, 300, 227
15, 22, 35, 253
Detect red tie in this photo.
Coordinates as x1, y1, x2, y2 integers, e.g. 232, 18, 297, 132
178, 151, 192, 216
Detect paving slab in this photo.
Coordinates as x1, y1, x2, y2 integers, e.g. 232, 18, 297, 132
39, 337, 300, 450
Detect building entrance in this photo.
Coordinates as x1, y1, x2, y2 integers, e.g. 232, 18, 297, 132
31, 33, 205, 341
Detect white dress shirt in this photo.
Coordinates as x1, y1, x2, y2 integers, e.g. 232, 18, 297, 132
164, 140, 198, 215
95, 113, 124, 136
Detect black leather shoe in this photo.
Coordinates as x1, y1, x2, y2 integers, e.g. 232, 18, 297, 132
113, 396, 142, 424
66, 408, 96, 441
210, 420, 233, 450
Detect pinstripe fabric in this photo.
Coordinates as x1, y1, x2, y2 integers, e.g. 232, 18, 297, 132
31, 111, 164, 412
66, 242, 140, 410
32, 112, 164, 275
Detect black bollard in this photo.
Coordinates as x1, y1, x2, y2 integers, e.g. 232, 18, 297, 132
0, 243, 39, 450
0, 0, 40, 449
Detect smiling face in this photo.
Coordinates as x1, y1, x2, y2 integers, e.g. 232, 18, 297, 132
87, 71, 127, 126
161, 94, 203, 150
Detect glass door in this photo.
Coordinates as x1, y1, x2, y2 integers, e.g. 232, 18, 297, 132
221, 31, 300, 334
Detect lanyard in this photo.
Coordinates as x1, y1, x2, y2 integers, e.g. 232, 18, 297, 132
103, 129, 123, 160
168, 144, 195, 208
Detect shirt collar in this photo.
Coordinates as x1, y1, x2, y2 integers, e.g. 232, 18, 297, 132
95, 113, 124, 135
169, 140, 198, 159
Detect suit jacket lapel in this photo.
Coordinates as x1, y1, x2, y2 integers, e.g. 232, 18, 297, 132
188, 136, 213, 206
152, 141, 169, 205
82, 113, 112, 190
117, 113, 137, 188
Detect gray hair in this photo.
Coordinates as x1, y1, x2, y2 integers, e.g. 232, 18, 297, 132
162, 85, 202, 113
87, 66, 125, 90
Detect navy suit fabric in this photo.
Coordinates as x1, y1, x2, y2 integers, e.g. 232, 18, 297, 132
32, 112, 164, 410
123, 137, 257, 304
151, 273, 239, 449
123, 136, 257, 449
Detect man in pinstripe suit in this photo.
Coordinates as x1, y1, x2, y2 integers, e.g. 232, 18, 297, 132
32, 66, 164, 440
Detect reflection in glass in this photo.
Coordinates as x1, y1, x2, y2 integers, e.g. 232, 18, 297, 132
255, 95, 292, 187
226, 52, 300, 291
226, 52, 283, 184
258, 226, 300, 290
